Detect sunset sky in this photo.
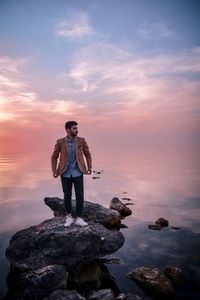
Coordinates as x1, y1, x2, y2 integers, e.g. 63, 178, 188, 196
0, 0, 200, 157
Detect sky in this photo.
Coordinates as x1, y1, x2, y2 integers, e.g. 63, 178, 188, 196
0, 0, 200, 157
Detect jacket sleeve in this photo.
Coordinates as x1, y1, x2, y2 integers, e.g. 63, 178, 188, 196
82, 138, 92, 170
51, 139, 61, 174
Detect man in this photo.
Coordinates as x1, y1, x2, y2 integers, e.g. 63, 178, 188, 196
51, 120, 92, 227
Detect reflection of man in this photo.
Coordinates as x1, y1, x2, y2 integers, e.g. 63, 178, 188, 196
51, 121, 92, 227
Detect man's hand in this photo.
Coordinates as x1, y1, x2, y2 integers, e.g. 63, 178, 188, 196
53, 172, 58, 178
86, 168, 92, 175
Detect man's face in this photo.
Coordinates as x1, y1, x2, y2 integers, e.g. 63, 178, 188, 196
68, 125, 78, 136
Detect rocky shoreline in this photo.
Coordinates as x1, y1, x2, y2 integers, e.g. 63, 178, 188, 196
3, 197, 185, 300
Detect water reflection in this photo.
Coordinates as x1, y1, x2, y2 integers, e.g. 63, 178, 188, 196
0, 148, 200, 298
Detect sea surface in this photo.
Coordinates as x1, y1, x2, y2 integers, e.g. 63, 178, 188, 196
0, 147, 200, 299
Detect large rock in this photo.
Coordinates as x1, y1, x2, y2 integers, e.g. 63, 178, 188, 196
42, 289, 86, 300
155, 218, 169, 227
116, 293, 143, 300
44, 197, 121, 229
109, 198, 132, 218
4, 264, 68, 300
67, 258, 121, 297
67, 259, 105, 291
126, 267, 175, 299
87, 289, 115, 300
5, 216, 125, 272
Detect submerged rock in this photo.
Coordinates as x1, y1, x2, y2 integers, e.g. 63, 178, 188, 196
109, 197, 132, 218
170, 226, 181, 231
99, 257, 123, 265
164, 266, 185, 285
44, 197, 121, 229
118, 224, 128, 229
148, 217, 169, 230
4, 264, 68, 300
148, 224, 162, 230
126, 267, 175, 299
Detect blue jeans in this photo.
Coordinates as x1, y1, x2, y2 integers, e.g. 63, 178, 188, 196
60, 174, 84, 217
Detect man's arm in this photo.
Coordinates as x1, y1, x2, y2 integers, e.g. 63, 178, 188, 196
82, 138, 92, 172
51, 139, 61, 176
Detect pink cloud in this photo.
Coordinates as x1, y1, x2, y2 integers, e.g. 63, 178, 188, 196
0, 46, 199, 158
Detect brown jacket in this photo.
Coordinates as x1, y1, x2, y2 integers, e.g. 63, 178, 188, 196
51, 135, 92, 176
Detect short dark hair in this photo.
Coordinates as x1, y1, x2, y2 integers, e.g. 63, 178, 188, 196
65, 121, 78, 131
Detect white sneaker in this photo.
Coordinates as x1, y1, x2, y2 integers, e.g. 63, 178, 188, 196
64, 214, 74, 227
74, 217, 88, 226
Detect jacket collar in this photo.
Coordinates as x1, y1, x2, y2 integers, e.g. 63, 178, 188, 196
64, 135, 78, 152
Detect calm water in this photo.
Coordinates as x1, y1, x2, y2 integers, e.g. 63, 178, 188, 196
0, 148, 200, 299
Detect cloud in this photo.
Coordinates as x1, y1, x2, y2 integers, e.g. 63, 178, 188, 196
50, 41, 200, 138
138, 22, 174, 38
0, 55, 87, 124
0, 38, 200, 142
59, 42, 200, 90
0, 92, 87, 123
0, 56, 30, 94
55, 11, 95, 40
